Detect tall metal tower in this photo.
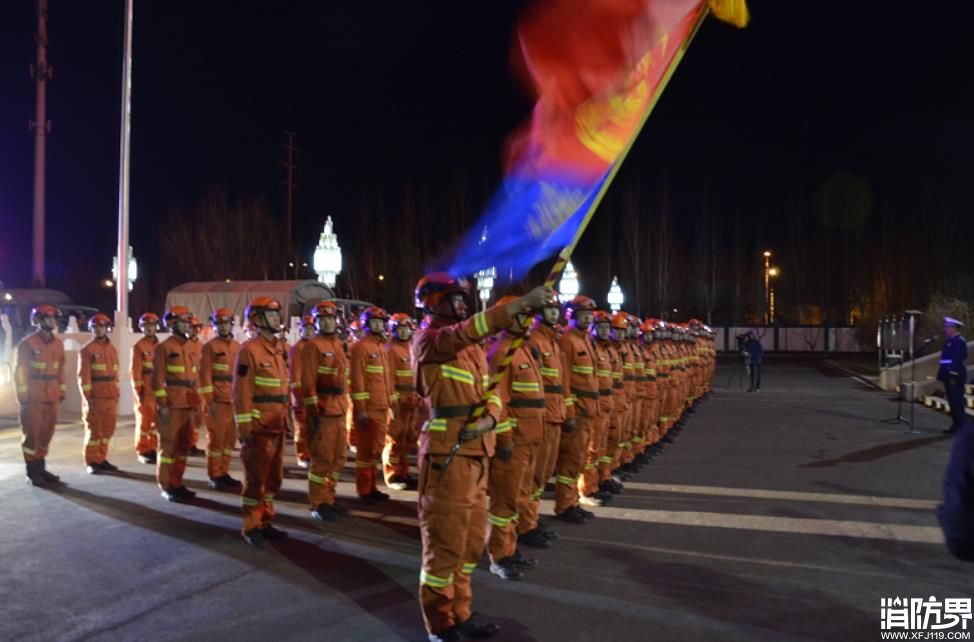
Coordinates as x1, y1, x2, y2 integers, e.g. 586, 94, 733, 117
30, 0, 53, 287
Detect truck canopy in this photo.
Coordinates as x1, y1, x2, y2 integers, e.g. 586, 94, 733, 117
165, 280, 335, 320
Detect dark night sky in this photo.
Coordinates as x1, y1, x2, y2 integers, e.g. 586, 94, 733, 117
1, 1, 973, 312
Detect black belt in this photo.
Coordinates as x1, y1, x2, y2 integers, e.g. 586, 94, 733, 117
431, 404, 474, 419
166, 379, 194, 388
574, 390, 599, 400
612, 383, 624, 390
395, 384, 416, 393
29, 374, 57, 381
91, 376, 117, 383
317, 385, 345, 395
647, 376, 657, 382
508, 398, 545, 409
599, 388, 613, 397
212, 375, 233, 383
635, 376, 648, 382
141, 368, 153, 375
253, 395, 288, 404
657, 373, 669, 379
623, 375, 636, 381
543, 384, 563, 394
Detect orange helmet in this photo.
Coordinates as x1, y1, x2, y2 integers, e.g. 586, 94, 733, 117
163, 305, 192, 327
300, 315, 315, 328
564, 295, 596, 320
592, 310, 611, 324
349, 319, 362, 331
87, 312, 112, 330
312, 300, 340, 318
190, 316, 203, 329
388, 312, 415, 332
359, 306, 389, 330
138, 312, 160, 327
30, 304, 60, 328
610, 311, 630, 330
414, 272, 473, 312
209, 307, 234, 325
541, 290, 562, 309
244, 297, 282, 330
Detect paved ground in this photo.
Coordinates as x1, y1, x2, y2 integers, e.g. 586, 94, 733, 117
0, 356, 969, 642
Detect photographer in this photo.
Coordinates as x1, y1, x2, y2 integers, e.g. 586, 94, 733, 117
743, 330, 764, 392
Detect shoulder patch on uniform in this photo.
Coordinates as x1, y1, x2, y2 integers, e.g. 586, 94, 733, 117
369, 353, 379, 359
237, 364, 249, 377
259, 362, 271, 368
543, 351, 552, 357
400, 356, 408, 362
323, 351, 334, 357
518, 363, 530, 370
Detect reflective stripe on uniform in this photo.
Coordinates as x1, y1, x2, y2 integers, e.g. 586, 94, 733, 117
166, 365, 185, 373
556, 474, 576, 485
420, 569, 454, 588
242, 496, 260, 507
350, 392, 371, 401
303, 395, 319, 405
461, 562, 477, 575
254, 376, 281, 387
441, 365, 475, 385
159, 456, 175, 464
308, 472, 326, 484
472, 312, 489, 338
365, 365, 385, 374
213, 363, 230, 372
198, 385, 214, 394
426, 418, 448, 432
318, 366, 338, 375
539, 367, 560, 378
235, 413, 253, 423
153, 389, 167, 398
487, 512, 516, 527
494, 421, 512, 434
396, 369, 414, 377
91, 363, 108, 371
572, 365, 594, 375
30, 361, 46, 369
511, 381, 541, 393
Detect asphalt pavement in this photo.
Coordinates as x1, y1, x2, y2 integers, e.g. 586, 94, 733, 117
0, 356, 968, 642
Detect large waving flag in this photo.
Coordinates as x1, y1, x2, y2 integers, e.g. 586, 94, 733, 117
443, 0, 748, 280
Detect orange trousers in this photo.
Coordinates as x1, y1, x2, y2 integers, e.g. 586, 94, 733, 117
619, 400, 639, 464
241, 430, 284, 533
487, 440, 538, 564
355, 413, 389, 497
133, 393, 157, 455
554, 415, 592, 514
293, 406, 311, 464
82, 397, 118, 465
598, 407, 626, 482
580, 414, 609, 496
20, 401, 59, 463
383, 402, 420, 484
157, 407, 195, 490
519, 421, 561, 535
205, 402, 235, 479
418, 453, 487, 636
307, 415, 347, 509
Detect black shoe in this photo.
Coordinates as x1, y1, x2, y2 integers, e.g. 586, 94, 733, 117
220, 474, 242, 487
944, 426, 959, 435
86, 464, 101, 475
138, 452, 157, 465
174, 485, 196, 499
209, 477, 229, 490
554, 508, 586, 524
99, 460, 119, 472
260, 525, 288, 540
489, 558, 524, 581
518, 527, 551, 549
243, 528, 266, 548
404, 476, 419, 489
618, 463, 635, 474
161, 487, 180, 502
330, 503, 350, 516
310, 503, 338, 521
593, 490, 613, 503
364, 490, 390, 503
188, 446, 206, 457
575, 505, 595, 520
38, 460, 60, 483
25, 461, 47, 486
510, 550, 538, 569
428, 627, 462, 642
455, 613, 500, 639
540, 527, 560, 541
599, 480, 621, 496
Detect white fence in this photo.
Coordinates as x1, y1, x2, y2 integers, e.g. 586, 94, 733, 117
715, 326, 867, 353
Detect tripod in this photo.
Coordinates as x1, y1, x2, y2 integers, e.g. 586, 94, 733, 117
882, 311, 920, 428
880, 353, 910, 426
725, 351, 749, 391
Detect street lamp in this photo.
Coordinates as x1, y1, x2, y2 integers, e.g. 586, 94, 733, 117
607, 276, 624, 312
559, 260, 580, 299
313, 216, 342, 288
768, 266, 780, 322
474, 227, 496, 308
762, 250, 772, 324
112, 246, 137, 292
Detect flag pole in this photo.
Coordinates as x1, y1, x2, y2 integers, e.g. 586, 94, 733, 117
441, 5, 714, 467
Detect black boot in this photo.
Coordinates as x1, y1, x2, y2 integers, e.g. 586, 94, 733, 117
26, 461, 46, 486
455, 613, 500, 639
38, 459, 60, 483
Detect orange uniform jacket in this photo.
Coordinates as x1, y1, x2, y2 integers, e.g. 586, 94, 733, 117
592, 339, 616, 415
15, 332, 65, 403
559, 328, 600, 420
387, 340, 421, 410
300, 333, 349, 418
131, 335, 158, 400
152, 335, 199, 409
488, 332, 545, 447
412, 306, 511, 457
639, 341, 658, 401
233, 335, 290, 434
78, 337, 120, 399
200, 336, 239, 404
350, 333, 397, 415
527, 323, 567, 425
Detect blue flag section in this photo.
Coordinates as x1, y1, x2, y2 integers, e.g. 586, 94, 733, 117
444, 170, 607, 280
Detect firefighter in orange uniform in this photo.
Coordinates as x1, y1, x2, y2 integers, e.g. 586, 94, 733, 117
187, 317, 206, 457
579, 310, 615, 507
485, 295, 545, 581
520, 293, 566, 548
633, 319, 658, 463
599, 312, 630, 495
290, 315, 316, 469
412, 272, 551, 641
301, 301, 351, 521
153, 306, 200, 501
621, 313, 644, 472
234, 297, 291, 547
555, 295, 599, 523
384, 312, 421, 489
349, 306, 398, 502
79, 313, 121, 474
16, 305, 66, 486
200, 307, 241, 490
132, 312, 160, 464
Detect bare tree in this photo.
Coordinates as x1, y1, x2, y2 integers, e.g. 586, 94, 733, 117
649, 178, 674, 317
620, 176, 645, 316
159, 188, 286, 286
692, 188, 720, 324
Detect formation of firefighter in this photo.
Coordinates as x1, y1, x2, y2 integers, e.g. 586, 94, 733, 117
14, 275, 716, 642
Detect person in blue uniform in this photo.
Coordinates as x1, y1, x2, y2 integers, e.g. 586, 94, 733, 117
937, 419, 974, 561
937, 317, 968, 435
